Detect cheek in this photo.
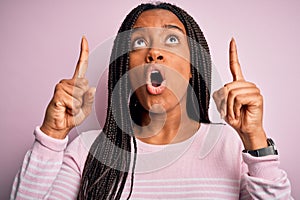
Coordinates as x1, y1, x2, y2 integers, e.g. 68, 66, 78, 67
129, 51, 147, 90
181, 65, 192, 81
167, 45, 191, 80
128, 69, 145, 92
129, 51, 146, 69
171, 58, 191, 80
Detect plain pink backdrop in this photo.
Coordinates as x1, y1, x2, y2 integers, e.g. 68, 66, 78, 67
1, 0, 299, 199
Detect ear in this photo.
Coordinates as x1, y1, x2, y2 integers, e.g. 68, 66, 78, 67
189, 72, 192, 79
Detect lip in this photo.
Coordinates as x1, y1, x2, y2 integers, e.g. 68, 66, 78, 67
145, 64, 166, 95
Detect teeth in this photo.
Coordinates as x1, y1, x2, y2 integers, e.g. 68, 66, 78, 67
150, 70, 163, 87
151, 70, 160, 74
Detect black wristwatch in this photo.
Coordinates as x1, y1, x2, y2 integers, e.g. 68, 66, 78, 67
242, 138, 278, 157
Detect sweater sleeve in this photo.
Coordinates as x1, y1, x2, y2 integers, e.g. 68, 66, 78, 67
10, 127, 97, 200
239, 153, 294, 200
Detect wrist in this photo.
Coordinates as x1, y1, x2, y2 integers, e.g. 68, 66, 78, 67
35, 126, 69, 152
40, 124, 69, 139
240, 130, 268, 150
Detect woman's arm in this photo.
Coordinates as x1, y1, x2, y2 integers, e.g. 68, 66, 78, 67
11, 37, 96, 199
239, 153, 293, 199
214, 39, 293, 199
11, 127, 72, 199
10, 127, 96, 199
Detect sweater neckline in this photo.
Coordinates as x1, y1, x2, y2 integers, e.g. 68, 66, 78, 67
136, 123, 208, 153
133, 124, 210, 173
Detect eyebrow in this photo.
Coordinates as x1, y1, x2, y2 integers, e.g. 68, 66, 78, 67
132, 24, 185, 34
163, 24, 185, 34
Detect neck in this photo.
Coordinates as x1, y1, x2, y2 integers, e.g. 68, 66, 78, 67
134, 99, 200, 145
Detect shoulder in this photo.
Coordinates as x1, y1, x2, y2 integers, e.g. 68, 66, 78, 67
67, 130, 100, 152
218, 124, 243, 150
198, 123, 243, 159
64, 130, 101, 172
66, 129, 100, 152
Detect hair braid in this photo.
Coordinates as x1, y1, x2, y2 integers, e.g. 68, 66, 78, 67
78, 2, 212, 199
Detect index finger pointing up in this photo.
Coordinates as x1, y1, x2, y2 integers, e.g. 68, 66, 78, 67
73, 36, 89, 79
229, 38, 244, 81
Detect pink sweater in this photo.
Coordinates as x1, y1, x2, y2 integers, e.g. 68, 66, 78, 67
11, 124, 293, 199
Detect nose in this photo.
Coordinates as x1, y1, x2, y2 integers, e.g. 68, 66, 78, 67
146, 48, 164, 63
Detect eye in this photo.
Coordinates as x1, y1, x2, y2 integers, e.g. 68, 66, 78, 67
165, 35, 179, 44
132, 38, 147, 49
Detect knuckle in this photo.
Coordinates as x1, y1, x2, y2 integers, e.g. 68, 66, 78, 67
250, 82, 257, 88
212, 91, 218, 99
71, 108, 80, 116
53, 99, 63, 107
82, 78, 89, 85
54, 90, 63, 98
86, 90, 94, 98
54, 83, 64, 92
230, 60, 239, 66
78, 59, 88, 65
73, 88, 84, 97
224, 83, 230, 88
235, 95, 243, 103
59, 78, 75, 86
74, 99, 82, 108
228, 89, 236, 98
224, 83, 233, 91
245, 81, 256, 88
83, 106, 92, 116
255, 87, 261, 93
79, 79, 89, 88
257, 94, 263, 102
78, 90, 85, 97
75, 78, 89, 88
59, 79, 68, 84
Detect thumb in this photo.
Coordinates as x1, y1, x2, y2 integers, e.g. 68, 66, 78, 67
74, 87, 96, 126
213, 87, 228, 119
82, 87, 96, 116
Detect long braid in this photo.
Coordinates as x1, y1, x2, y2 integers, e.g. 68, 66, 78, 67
78, 2, 212, 199
171, 5, 212, 123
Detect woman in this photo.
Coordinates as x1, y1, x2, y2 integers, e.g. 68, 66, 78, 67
11, 2, 292, 199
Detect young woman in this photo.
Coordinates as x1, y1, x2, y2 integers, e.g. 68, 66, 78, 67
11, 2, 292, 199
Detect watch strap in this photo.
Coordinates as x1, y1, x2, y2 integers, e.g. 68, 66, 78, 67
243, 138, 278, 157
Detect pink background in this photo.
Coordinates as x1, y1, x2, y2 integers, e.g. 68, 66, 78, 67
1, 0, 299, 198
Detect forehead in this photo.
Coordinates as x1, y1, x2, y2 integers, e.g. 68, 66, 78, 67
133, 9, 186, 34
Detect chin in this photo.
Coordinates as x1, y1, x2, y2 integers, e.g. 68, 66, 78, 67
148, 103, 166, 114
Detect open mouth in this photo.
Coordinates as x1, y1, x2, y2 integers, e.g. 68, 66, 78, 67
150, 70, 164, 87
146, 66, 166, 95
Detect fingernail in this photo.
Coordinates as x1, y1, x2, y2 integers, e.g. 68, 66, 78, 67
220, 114, 224, 119
91, 87, 96, 96
220, 111, 225, 119
81, 35, 88, 44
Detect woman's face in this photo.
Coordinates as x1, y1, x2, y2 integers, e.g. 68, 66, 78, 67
129, 9, 191, 113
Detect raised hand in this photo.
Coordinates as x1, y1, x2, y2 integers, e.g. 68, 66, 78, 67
40, 36, 96, 139
213, 38, 268, 150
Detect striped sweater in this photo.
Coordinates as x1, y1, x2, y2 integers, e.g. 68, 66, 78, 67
11, 123, 293, 199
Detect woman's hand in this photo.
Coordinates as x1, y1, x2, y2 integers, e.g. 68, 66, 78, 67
40, 36, 96, 139
213, 38, 268, 150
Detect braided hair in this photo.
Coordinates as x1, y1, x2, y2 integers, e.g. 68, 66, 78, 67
78, 2, 212, 199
